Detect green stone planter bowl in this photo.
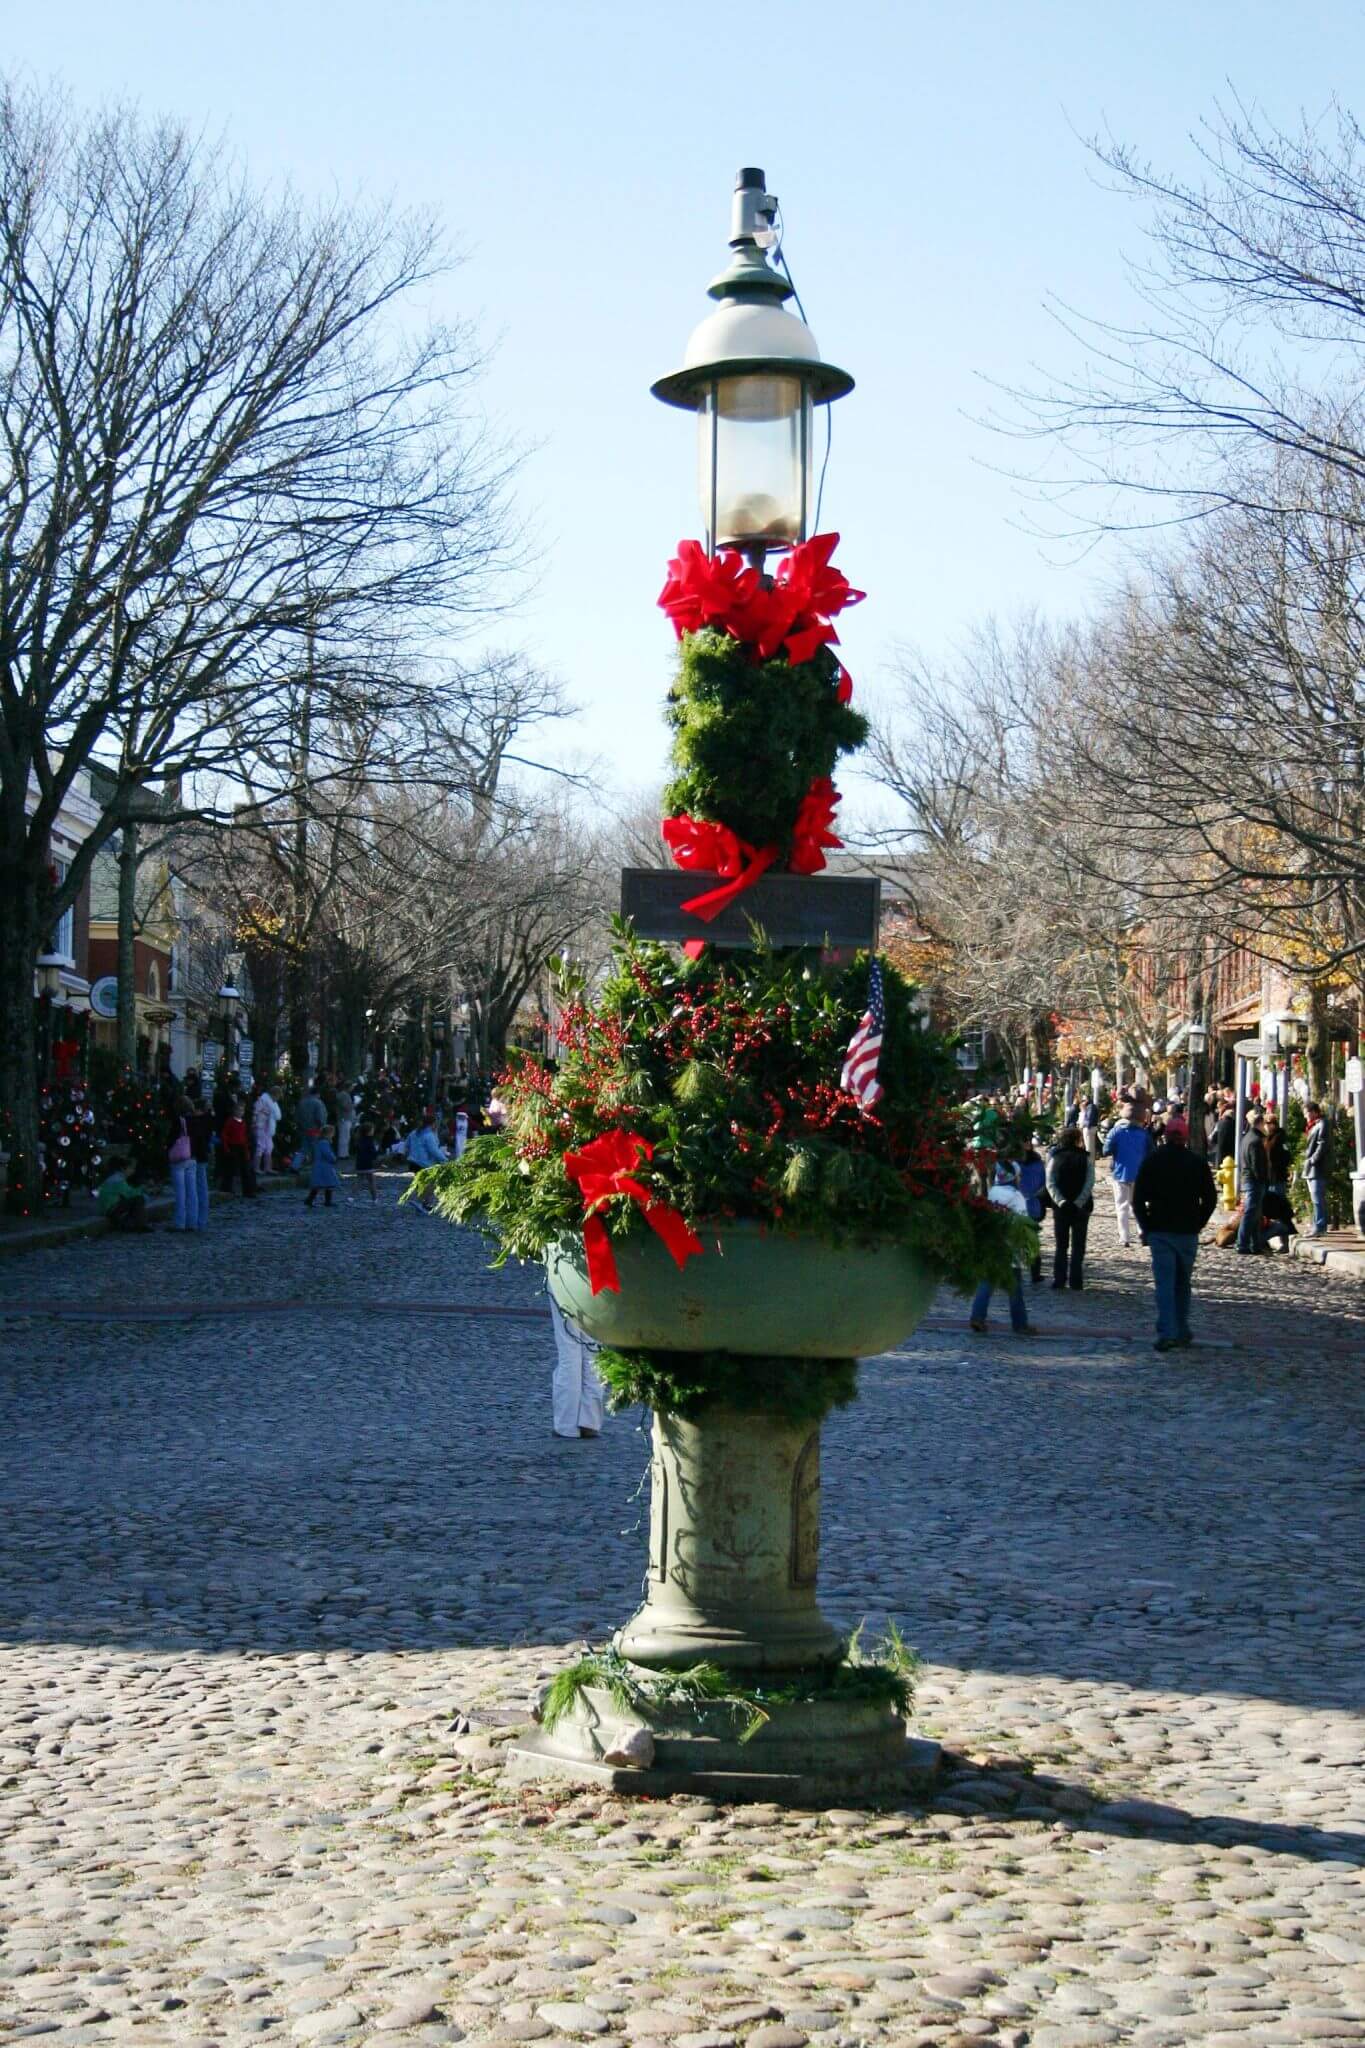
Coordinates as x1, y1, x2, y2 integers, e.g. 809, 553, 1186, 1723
545, 1220, 938, 1356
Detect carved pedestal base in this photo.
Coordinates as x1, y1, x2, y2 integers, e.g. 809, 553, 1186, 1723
506, 1679, 942, 1804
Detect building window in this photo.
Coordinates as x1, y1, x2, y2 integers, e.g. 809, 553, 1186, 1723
147, 961, 160, 1000
49, 857, 74, 963
956, 1027, 984, 1073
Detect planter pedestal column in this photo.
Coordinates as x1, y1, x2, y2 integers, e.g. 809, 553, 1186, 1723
617, 1405, 843, 1671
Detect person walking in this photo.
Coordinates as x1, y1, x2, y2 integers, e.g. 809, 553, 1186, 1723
968, 1162, 1035, 1335
251, 1084, 282, 1175
334, 1081, 356, 1161
165, 1096, 195, 1232
352, 1120, 380, 1202
1214, 1091, 1238, 1168
550, 1299, 606, 1439
1102, 1099, 1152, 1249
304, 1125, 341, 1209
295, 1078, 328, 1166
1262, 1106, 1295, 1253
1046, 1124, 1094, 1290
1236, 1106, 1270, 1254
1304, 1101, 1333, 1238
1016, 1140, 1048, 1284
1079, 1094, 1100, 1163
1132, 1115, 1218, 1351
219, 1098, 258, 1198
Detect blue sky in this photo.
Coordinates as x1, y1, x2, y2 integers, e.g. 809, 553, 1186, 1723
7, 1, 1356, 806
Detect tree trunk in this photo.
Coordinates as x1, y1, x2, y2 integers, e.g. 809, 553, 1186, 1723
1307, 981, 1331, 1100
0, 860, 46, 1167
116, 819, 140, 1068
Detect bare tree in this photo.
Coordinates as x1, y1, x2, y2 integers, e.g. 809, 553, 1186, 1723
0, 81, 520, 1157
1009, 99, 1365, 534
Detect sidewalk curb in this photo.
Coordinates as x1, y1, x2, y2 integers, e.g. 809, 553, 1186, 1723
1291, 1234, 1365, 1283
0, 1176, 294, 1258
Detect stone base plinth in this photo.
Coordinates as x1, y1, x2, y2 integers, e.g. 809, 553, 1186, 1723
505, 1680, 941, 1805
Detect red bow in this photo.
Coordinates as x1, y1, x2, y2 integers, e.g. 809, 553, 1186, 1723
790, 777, 843, 874
660, 814, 779, 924
563, 1129, 704, 1296
657, 533, 864, 697
658, 541, 760, 637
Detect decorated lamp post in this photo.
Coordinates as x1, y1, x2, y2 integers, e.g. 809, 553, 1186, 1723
425, 170, 1025, 1798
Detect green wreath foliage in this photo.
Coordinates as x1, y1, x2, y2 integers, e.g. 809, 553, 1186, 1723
594, 1348, 859, 1425
539, 1623, 920, 1741
417, 936, 1032, 1318
662, 629, 867, 850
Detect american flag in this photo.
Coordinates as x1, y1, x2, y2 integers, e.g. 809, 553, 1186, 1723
840, 959, 885, 1109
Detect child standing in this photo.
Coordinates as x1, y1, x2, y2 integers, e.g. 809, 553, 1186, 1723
220, 1097, 258, 1197
305, 1124, 341, 1209
352, 1120, 379, 1202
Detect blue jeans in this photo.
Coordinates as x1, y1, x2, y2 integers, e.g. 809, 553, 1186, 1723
1307, 1174, 1329, 1234
170, 1158, 194, 1230
190, 1161, 210, 1230
971, 1271, 1028, 1332
1236, 1182, 1265, 1253
1149, 1230, 1197, 1342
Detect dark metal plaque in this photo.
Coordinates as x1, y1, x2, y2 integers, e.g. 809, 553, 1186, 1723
619, 868, 881, 950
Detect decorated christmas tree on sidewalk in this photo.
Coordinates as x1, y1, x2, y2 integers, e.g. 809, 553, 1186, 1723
101, 1065, 160, 1182
420, 170, 1027, 1798
38, 1080, 101, 1205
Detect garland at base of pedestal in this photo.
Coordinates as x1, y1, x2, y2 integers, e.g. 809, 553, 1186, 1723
538, 1623, 920, 1744
595, 1347, 858, 1425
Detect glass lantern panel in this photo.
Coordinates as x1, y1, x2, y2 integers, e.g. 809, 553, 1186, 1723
697, 374, 811, 551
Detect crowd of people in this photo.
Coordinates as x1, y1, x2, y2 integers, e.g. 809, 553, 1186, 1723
961, 1075, 1336, 1352
91, 1062, 509, 1234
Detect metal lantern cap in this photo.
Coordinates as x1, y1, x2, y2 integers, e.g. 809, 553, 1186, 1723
651, 166, 853, 412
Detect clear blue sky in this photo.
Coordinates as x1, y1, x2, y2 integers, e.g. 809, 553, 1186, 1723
7, 1, 1356, 803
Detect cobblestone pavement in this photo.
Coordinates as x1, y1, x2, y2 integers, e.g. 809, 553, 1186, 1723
2, 1177, 1363, 2048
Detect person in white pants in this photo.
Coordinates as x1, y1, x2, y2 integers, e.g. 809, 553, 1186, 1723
550, 1299, 605, 1439
1111, 1176, 1138, 1248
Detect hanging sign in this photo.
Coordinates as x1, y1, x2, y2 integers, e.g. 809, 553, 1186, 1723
89, 976, 119, 1020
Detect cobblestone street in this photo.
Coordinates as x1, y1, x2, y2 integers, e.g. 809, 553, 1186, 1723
2, 1181, 1363, 2048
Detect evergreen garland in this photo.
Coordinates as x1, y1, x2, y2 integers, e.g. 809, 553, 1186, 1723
662, 631, 866, 852
595, 1347, 858, 1425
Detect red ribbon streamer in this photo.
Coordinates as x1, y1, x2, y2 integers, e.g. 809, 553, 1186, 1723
563, 1129, 704, 1296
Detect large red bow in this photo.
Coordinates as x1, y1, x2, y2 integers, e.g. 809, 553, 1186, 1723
563, 1129, 704, 1296
657, 533, 864, 698
660, 814, 779, 924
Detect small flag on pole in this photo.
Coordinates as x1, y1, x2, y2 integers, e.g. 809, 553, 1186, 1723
840, 958, 885, 1109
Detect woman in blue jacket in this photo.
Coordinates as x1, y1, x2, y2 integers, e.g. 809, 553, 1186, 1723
1016, 1142, 1048, 1284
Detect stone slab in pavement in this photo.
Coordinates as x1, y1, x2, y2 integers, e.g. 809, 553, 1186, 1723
1, 1179, 1363, 2047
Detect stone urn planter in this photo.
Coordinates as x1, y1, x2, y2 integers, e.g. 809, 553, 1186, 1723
509, 1223, 942, 1799
545, 1219, 938, 1356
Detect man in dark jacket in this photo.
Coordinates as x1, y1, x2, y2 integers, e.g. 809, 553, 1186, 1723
1214, 1092, 1238, 1166
1236, 1107, 1270, 1254
1133, 1116, 1219, 1352
1304, 1103, 1332, 1238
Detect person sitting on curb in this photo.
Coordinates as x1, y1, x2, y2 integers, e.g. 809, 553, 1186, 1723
404, 1110, 448, 1214
95, 1157, 152, 1233
968, 1161, 1035, 1337
1132, 1115, 1218, 1353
